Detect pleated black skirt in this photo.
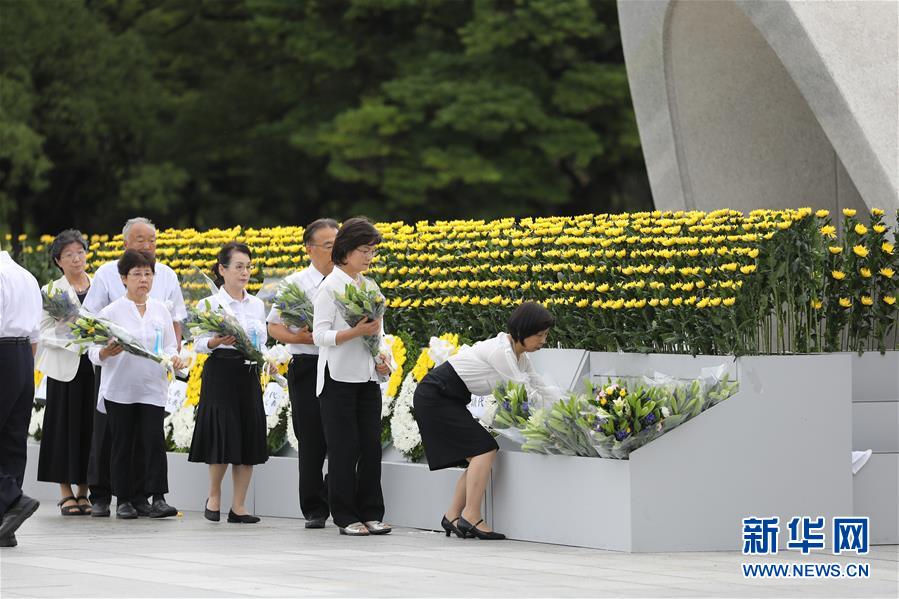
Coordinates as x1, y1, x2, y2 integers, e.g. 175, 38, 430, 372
413, 362, 498, 471
188, 349, 269, 465
37, 355, 96, 484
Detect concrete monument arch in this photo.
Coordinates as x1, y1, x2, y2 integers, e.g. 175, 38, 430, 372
619, 0, 898, 214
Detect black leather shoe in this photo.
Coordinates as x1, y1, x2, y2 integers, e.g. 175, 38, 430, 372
204, 499, 220, 522
116, 502, 138, 519
441, 515, 466, 538
305, 516, 327, 529
227, 510, 260, 524
148, 500, 177, 519
458, 516, 505, 540
90, 502, 111, 518
0, 534, 16, 547
133, 500, 152, 517
0, 495, 39, 537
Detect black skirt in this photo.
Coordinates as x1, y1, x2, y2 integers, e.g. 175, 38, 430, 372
413, 362, 498, 471
188, 349, 269, 465
37, 355, 96, 484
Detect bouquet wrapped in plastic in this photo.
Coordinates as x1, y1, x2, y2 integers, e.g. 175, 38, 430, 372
186, 300, 288, 387
584, 382, 665, 459
517, 366, 741, 460
333, 281, 390, 381
42, 282, 80, 324
187, 300, 264, 363
333, 281, 386, 357
490, 382, 530, 445
272, 281, 314, 329
69, 310, 174, 372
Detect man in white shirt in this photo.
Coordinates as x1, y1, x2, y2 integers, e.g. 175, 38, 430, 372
0, 250, 43, 547
82, 217, 187, 517
267, 218, 338, 528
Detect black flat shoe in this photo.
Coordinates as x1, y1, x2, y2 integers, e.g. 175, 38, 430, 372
304, 516, 326, 529
0, 534, 16, 548
0, 495, 40, 537
204, 499, 220, 522
227, 510, 260, 524
116, 502, 138, 519
148, 499, 177, 519
90, 502, 110, 518
133, 500, 152, 517
458, 516, 505, 540
441, 515, 466, 538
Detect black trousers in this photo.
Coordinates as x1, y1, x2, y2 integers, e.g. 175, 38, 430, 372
104, 401, 168, 504
319, 367, 384, 528
287, 355, 329, 519
0, 342, 33, 516
88, 367, 146, 504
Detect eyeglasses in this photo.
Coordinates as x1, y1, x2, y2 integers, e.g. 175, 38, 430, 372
227, 263, 254, 273
355, 247, 379, 257
308, 243, 334, 251
127, 271, 154, 279
60, 250, 86, 260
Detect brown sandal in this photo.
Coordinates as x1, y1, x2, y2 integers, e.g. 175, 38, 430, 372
76, 495, 92, 515
58, 496, 83, 516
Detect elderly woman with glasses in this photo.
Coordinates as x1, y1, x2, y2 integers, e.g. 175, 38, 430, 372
88, 250, 184, 519
35, 230, 96, 515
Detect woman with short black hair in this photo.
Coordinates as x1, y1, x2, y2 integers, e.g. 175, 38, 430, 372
312, 217, 392, 536
36, 230, 96, 515
413, 302, 557, 540
88, 249, 182, 519
189, 242, 269, 524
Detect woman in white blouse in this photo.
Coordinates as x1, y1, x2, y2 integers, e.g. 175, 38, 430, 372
36, 230, 95, 516
188, 242, 269, 524
312, 217, 391, 536
413, 302, 556, 540
89, 250, 183, 519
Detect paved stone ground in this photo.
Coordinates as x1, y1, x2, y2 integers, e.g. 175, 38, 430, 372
1, 509, 896, 598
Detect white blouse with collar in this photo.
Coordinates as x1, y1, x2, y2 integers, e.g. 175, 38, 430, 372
88, 296, 176, 412
193, 287, 267, 354
448, 333, 558, 403
311, 267, 384, 396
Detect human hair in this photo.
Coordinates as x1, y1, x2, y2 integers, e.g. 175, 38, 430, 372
122, 217, 155, 241
117, 249, 156, 277
331, 217, 382, 266
213, 241, 252, 287
303, 218, 340, 245
507, 302, 555, 344
49, 229, 88, 271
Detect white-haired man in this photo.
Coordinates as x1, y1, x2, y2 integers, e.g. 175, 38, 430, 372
82, 217, 187, 518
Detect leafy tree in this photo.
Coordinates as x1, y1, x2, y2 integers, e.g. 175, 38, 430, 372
1, 0, 650, 247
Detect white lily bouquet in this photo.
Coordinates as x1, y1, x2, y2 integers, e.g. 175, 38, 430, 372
333, 280, 391, 381
186, 301, 289, 388
42, 282, 81, 323
68, 309, 176, 374
272, 281, 315, 329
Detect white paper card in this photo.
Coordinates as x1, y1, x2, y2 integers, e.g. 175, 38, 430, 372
263, 382, 287, 416
166, 379, 188, 414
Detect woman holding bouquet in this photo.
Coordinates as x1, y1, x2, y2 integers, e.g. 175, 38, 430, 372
312, 217, 392, 536
413, 302, 556, 540
88, 250, 182, 519
36, 230, 96, 515
188, 242, 268, 524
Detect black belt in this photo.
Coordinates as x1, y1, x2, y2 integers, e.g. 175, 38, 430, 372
0, 337, 29, 345
292, 354, 318, 360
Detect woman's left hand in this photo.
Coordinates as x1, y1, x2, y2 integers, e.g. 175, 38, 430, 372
375, 353, 391, 375
171, 356, 186, 371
